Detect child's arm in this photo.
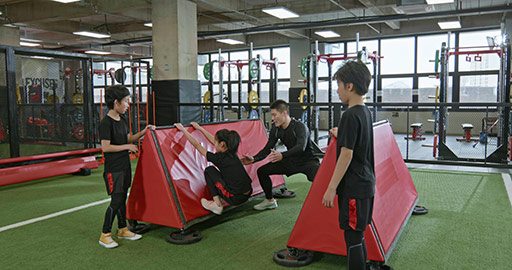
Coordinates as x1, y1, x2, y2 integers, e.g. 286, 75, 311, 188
128, 125, 156, 143
322, 147, 353, 208
101, 140, 138, 153
191, 122, 216, 145
175, 123, 207, 157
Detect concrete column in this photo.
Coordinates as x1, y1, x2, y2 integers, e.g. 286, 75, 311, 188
151, 0, 200, 125
0, 26, 20, 47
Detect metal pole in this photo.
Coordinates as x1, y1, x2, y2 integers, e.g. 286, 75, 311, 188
6, 47, 20, 157
218, 48, 224, 121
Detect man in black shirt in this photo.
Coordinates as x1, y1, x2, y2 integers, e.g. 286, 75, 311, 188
322, 61, 378, 270
242, 100, 320, 211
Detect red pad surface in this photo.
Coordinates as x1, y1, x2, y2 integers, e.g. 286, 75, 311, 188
0, 156, 98, 187
127, 120, 285, 229
286, 122, 417, 261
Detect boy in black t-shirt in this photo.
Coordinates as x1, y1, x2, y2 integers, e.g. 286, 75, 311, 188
99, 85, 155, 249
175, 122, 253, 215
322, 61, 376, 270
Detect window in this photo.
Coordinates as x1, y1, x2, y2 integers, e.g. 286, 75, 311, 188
458, 29, 501, 72
253, 49, 271, 79
418, 76, 453, 103
382, 77, 412, 102
417, 33, 455, 73
272, 47, 290, 79
381, 37, 414, 75
347, 40, 378, 76
277, 81, 290, 101
318, 43, 345, 78
459, 75, 498, 102
229, 50, 249, 81
210, 53, 229, 81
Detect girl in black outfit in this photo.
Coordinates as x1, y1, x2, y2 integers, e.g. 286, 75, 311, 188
175, 122, 253, 215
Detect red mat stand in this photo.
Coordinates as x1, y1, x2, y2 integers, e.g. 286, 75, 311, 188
279, 121, 418, 267
126, 120, 285, 241
0, 148, 101, 186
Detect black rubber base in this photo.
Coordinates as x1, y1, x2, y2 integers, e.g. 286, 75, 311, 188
128, 223, 151, 234
73, 168, 91, 176
273, 248, 314, 267
273, 189, 296, 199
412, 205, 429, 215
367, 261, 394, 270
166, 230, 202, 245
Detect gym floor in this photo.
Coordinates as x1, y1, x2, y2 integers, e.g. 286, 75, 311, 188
1, 160, 510, 269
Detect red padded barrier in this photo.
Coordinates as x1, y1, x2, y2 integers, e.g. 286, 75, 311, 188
127, 120, 285, 229
286, 122, 417, 262
0, 156, 98, 186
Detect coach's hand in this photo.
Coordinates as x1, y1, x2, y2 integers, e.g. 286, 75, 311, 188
322, 187, 336, 208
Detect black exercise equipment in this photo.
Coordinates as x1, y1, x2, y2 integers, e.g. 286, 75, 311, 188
273, 248, 314, 267
166, 229, 203, 245
412, 205, 429, 215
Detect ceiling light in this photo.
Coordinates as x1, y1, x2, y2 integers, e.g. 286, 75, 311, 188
52, 0, 81, 3
144, 23, 152, 27
217, 39, 244, 45
21, 38, 43, 43
20, 41, 40, 47
85, 50, 112, 55
73, 31, 110, 39
426, 0, 454, 4
437, 20, 461, 29
262, 7, 299, 19
31, 56, 54, 60
315, 31, 340, 38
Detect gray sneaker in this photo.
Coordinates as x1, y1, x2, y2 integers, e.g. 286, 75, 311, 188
253, 199, 278, 211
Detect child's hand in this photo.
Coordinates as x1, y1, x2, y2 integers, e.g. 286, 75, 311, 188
322, 188, 336, 208
175, 123, 185, 131
329, 127, 338, 138
127, 144, 139, 153
143, 125, 156, 133
191, 122, 200, 129
241, 154, 254, 165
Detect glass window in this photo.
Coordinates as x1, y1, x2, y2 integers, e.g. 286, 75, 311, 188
347, 40, 378, 76
210, 53, 229, 81
418, 76, 453, 103
272, 47, 290, 79
382, 77, 413, 102
277, 81, 290, 101
381, 37, 415, 75
229, 50, 249, 81
459, 75, 498, 102
254, 49, 271, 79
92, 62, 105, 86
106, 61, 122, 85
458, 29, 501, 72
198, 54, 208, 82
417, 33, 455, 73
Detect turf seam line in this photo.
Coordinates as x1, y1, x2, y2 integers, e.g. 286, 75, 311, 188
501, 173, 512, 208
0, 198, 111, 233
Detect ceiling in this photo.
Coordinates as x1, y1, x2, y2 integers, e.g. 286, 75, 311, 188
0, 0, 510, 58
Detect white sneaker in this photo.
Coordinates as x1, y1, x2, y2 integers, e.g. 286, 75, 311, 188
201, 198, 223, 215
253, 199, 278, 211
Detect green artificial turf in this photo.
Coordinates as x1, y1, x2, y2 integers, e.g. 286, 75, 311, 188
0, 166, 511, 269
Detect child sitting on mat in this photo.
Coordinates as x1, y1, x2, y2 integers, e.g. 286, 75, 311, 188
175, 122, 253, 215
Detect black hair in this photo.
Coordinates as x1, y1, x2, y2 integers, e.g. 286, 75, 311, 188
333, 60, 372, 96
105, 85, 131, 110
215, 129, 241, 156
270, 99, 289, 113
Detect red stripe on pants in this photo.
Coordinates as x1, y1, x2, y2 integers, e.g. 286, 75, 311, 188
107, 173, 113, 194
215, 182, 234, 198
348, 198, 357, 230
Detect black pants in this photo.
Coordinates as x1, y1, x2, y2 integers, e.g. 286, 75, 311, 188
257, 159, 319, 199
102, 192, 128, 233
345, 229, 368, 270
204, 166, 251, 206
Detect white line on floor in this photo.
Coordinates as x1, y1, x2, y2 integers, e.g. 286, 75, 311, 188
501, 173, 512, 208
0, 198, 111, 233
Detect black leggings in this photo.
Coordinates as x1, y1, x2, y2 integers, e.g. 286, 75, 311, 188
344, 229, 368, 270
204, 166, 250, 206
102, 192, 127, 234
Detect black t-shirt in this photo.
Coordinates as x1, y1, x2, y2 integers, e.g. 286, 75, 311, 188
336, 105, 375, 198
206, 151, 252, 194
99, 115, 131, 173
253, 118, 317, 164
